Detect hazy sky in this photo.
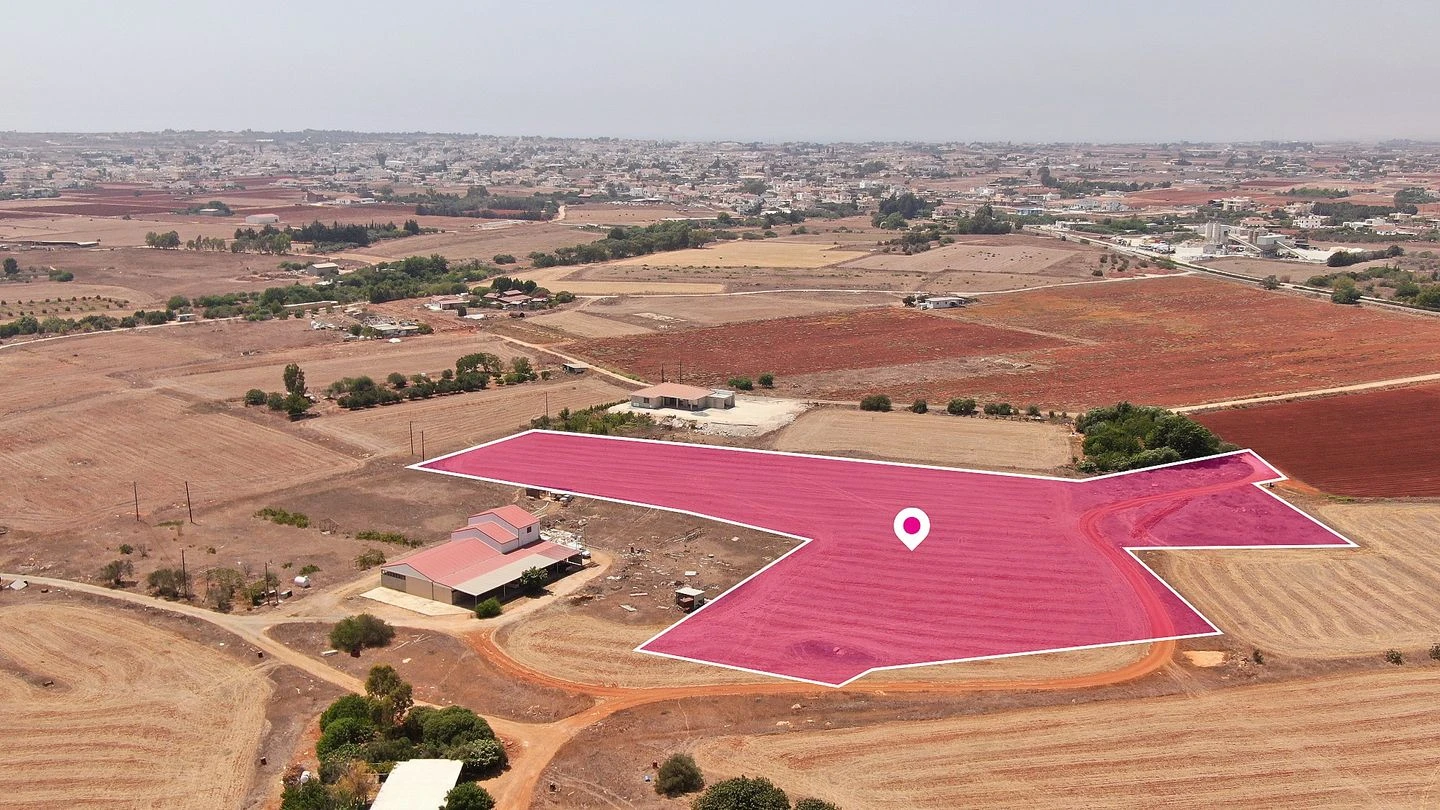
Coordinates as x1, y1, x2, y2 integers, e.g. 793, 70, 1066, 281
5, 0, 1437, 142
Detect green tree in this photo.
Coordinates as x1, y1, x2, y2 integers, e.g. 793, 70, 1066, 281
656, 753, 705, 797
443, 783, 495, 810
3, 257, 19, 275
454, 738, 507, 778
757, 373, 775, 388
1331, 285, 1361, 304
421, 705, 495, 748
316, 716, 376, 759
692, 776, 789, 810
365, 664, 414, 727
244, 388, 267, 406
859, 394, 892, 412
474, 597, 502, 619
517, 566, 549, 594
728, 377, 754, 391
329, 614, 396, 655
386, 372, 408, 389
909, 399, 928, 414
947, 398, 977, 416
795, 800, 842, 810
99, 559, 133, 587
1260, 275, 1280, 290
146, 567, 187, 599
283, 363, 306, 395
166, 295, 190, 311
320, 694, 377, 731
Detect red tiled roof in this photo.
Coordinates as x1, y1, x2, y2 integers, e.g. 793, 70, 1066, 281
386, 538, 578, 590
486, 504, 539, 529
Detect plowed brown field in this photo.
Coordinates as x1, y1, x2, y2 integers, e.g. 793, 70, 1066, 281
570, 307, 1065, 382
1194, 385, 1440, 496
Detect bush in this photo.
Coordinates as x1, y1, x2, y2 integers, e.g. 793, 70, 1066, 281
1385, 649, 1403, 665
1332, 285, 1362, 304
727, 377, 754, 391
946, 397, 977, 416
355, 548, 386, 569
909, 399, 927, 414
1429, 643, 1440, 660
443, 783, 495, 810
453, 737, 507, 778
354, 530, 418, 547
656, 753, 704, 797
757, 373, 775, 388
320, 694, 377, 731
692, 776, 789, 810
265, 391, 286, 410
315, 716, 376, 760
516, 566, 549, 594
493, 253, 517, 265
859, 394, 891, 412
422, 705, 495, 748
244, 388, 267, 406
146, 567, 187, 599
795, 800, 842, 810
1025, 404, 1041, 417
329, 614, 395, 655
983, 402, 1014, 416
99, 559, 133, 588
474, 597, 503, 619
256, 507, 310, 528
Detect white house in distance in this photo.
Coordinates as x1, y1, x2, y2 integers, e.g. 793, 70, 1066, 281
628, 382, 735, 412
380, 505, 584, 608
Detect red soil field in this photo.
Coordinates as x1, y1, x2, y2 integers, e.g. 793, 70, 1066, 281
1195, 385, 1440, 497
571, 307, 1064, 382
827, 276, 1440, 409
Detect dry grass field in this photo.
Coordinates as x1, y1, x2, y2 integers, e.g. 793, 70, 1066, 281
606, 240, 866, 269
0, 603, 270, 809
770, 409, 1073, 472
834, 236, 1113, 293
1158, 501, 1440, 658
589, 291, 899, 328
561, 204, 709, 225
339, 220, 603, 263
528, 309, 657, 338
13, 246, 303, 304
301, 377, 633, 457
694, 667, 1440, 808
4, 390, 359, 532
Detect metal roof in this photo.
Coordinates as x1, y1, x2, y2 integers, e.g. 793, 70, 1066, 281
369, 759, 463, 810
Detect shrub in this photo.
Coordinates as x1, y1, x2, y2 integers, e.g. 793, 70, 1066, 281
422, 705, 495, 748
1025, 404, 1041, 417
859, 394, 891, 412
909, 399, 927, 414
256, 507, 310, 528
329, 614, 395, 655
1429, 643, 1440, 660
299, 564, 320, 576
355, 548, 386, 569
1331, 285, 1362, 304
265, 391, 286, 410
453, 737, 508, 778
474, 597, 503, 619
516, 566, 549, 594
320, 694, 377, 731
493, 253, 517, 265
727, 376, 754, 391
355, 530, 418, 547
146, 567, 186, 599
443, 783, 495, 810
946, 397, 977, 416
1252, 649, 1265, 665
983, 402, 1015, 416
99, 559, 133, 587
119, 543, 134, 555
795, 800, 842, 810
244, 388, 267, 406
1385, 649, 1403, 665
692, 776, 789, 810
757, 373, 775, 388
655, 753, 704, 797
315, 716, 376, 760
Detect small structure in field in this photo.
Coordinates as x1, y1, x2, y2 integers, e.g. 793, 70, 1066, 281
629, 382, 735, 412
369, 759, 463, 810
675, 586, 706, 612
917, 296, 969, 310
562, 362, 590, 374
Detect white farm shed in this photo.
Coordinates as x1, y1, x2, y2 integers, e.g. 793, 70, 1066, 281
370, 759, 463, 810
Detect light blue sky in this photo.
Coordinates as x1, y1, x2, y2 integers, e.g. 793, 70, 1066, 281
4, 0, 1435, 141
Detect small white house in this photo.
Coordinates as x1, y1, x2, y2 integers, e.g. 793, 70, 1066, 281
918, 296, 968, 310
245, 213, 281, 225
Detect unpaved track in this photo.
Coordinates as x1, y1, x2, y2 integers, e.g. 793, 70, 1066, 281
4, 573, 1174, 810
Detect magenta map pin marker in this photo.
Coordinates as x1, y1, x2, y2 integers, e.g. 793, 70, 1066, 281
893, 507, 931, 551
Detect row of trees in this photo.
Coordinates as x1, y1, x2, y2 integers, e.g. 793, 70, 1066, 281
322, 353, 537, 410
1075, 402, 1228, 472
242, 362, 314, 418
653, 753, 839, 810
529, 221, 715, 267
0, 307, 173, 339
530, 403, 653, 435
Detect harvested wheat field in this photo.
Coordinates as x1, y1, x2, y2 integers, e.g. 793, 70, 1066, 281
529, 309, 656, 338
588, 290, 898, 327
1194, 385, 1440, 497
1158, 501, 1440, 658
827, 275, 1440, 410
696, 667, 1440, 808
571, 307, 1063, 383
606, 240, 865, 269
834, 235, 1116, 292
770, 409, 1072, 471
0, 603, 270, 809
342, 220, 602, 263
302, 377, 633, 456
4, 390, 356, 531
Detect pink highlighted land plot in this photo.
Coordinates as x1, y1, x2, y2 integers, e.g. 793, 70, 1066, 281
415, 431, 1355, 686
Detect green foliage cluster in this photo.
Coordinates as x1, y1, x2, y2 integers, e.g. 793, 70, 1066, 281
289, 220, 416, 250
179, 200, 234, 215
528, 221, 714, 267
444, 783, 496, 810
859, 394, 892, 412
410, 186, 558, 220
1326, 244, 1404, 267
474, 597, 503, 619
947, 398, 977, 415
656, 753, 704, 797
145, 230, 182, 249
530, 403, 653, 435
329, 614, 396, 655
1038, 166, 1170, 195
516, 567, 550, 594
692, 777, 791, 810
1394, 187, 1438, 212
99, 559, 133, 587
48, 268, 74, 282
0, 310, 163, 339
909, 399, 928, 414
231, 225, 292, 254
355, 548, 386, 569
982, 402, 1015, 416
758, 373, 775, 388
257, 506, 310, 528
1312, 201, 1399, 223
1074, 402, 1226, 472
1282, 187, 1349, 199
728, 376, 754, 391
354, 530, 419, 547
146, 567, 187, 599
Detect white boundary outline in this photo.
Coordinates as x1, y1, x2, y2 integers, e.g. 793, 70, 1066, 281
409, 430, 1358, 687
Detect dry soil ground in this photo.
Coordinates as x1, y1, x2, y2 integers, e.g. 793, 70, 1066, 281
0, 602, 271, 809
692, 666, 1440, 809
769, 408, 1073, 472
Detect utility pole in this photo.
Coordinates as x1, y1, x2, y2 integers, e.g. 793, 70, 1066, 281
263, 561, 272, 606
420, 431, 426, 460
132, 482, 140, 522
678, 360, 683, 382
409, 421, 415, 457
544, 391, 549, 419
180, 548, 189, 600
184, 481, 194, 524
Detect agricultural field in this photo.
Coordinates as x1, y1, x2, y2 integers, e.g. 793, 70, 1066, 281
604, 240, 866, 269
553, 290, 897, 332
0, 603, 270, 810
0, 284, 136, 321
337, 220, 603, 263
561, 203, 709, 225
0, 213, 247, 246
528, 308, 656, 338
769, 409, 1073, 472
6, 245, 305, 305
833, 234, 1127, 292
570, 306, 1063, 384
693, 667, 1440, 808
826, 275, 1440, 410
1158, 500, 1440, 658
1194, 385, 1440, 497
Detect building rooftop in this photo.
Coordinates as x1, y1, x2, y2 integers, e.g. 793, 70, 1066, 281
369, 759, 463, 810
633, 382, 715, 400
385, 537, 578, 595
